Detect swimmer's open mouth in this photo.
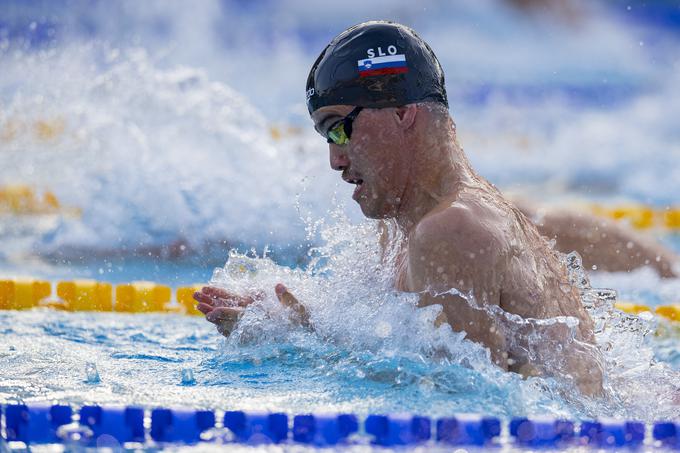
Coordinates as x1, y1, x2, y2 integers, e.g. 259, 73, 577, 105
352, 180, 363, 199
343, 176, 364, 199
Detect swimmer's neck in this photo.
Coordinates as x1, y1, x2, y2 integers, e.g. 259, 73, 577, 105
394, 132, 476, 233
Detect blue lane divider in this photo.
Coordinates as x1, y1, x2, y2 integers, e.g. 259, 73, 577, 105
653, 421, 679, 448
0, 404, 675, 448
292, 414, 358, 445
436, 414, 501, 445
580, 419, 645, 447
223, 411, 288, 444
510, 416, 574, 447
79, 405, 145, 444
150, 408, 215, 444
365, 414, 431, 446
4, 404, 72, 444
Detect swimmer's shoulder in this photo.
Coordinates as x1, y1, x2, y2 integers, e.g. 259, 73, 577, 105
414, 194, 505, 247
408, 198, 506, 285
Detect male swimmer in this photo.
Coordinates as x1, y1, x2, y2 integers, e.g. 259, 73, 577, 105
195, 21, 671, 396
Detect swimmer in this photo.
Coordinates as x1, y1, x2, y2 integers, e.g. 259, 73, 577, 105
196, 21, 605, 395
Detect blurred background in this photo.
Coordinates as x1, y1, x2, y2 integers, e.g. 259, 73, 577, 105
1, 0, 679, 284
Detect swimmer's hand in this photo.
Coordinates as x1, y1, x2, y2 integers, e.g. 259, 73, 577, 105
193, 284, 309, 337
274, 283, 310, 328
193, 286, 260, 337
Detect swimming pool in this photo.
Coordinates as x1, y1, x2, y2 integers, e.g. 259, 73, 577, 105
1, 0, 680, 449
1, 237, 678, 417
0, 243, 679, 449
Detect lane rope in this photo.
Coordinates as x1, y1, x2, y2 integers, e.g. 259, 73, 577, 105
1, 405, 678, 448
2, 278, 678, 325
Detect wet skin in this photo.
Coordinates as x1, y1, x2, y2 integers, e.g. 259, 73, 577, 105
196, 102, 605, 395
512, 198, 678, 278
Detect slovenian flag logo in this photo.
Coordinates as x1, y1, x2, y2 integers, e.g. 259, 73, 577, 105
357, 54, 408, 78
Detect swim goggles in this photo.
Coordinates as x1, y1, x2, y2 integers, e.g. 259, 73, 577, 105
326, 106, 364, 145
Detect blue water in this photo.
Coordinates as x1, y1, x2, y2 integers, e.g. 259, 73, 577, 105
0, 289, 677, 423
0, 310, 528, 417
1, 307, 674, 420
0, 231, 678, 424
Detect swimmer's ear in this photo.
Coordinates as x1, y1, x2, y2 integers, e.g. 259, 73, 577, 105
394, 104, 417, 130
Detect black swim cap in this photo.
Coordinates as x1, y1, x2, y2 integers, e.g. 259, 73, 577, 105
306, 21, 448, 114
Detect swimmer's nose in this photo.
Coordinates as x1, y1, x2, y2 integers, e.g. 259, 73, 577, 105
329, 146, 349, 171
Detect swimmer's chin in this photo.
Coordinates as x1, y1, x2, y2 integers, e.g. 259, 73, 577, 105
357, 203, 398, 220
353, 191, 401, 220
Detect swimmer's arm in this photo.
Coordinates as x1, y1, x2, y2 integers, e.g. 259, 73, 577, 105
417, 291, 508, 369
407, 206, 509, 368
512, 310, 604, 397
499, 284, 604, 396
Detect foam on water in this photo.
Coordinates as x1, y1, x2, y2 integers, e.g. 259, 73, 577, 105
459, 81, 680, 206
1, 0, 680, 259
0, 45, 340, 260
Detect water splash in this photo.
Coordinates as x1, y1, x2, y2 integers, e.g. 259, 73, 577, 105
207, 213, 679, 420
3, 1, 680, 261
181, 367, 196, 385
0, 0, 678, 422
84, 361, 101, 384
0, 45, 340, 260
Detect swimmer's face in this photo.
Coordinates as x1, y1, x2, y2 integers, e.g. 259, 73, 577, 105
312, 105, 413, 219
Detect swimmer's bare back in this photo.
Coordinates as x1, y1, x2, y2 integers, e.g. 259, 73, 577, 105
512, 198, 678, 278
392, 185, 604, 396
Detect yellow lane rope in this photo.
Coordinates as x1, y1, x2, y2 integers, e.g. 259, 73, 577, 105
0, 278, 201, 315
614, 301, 680, 323
590, 204, 680, 230
0, 278, 678, 325
0, 185, 80, 217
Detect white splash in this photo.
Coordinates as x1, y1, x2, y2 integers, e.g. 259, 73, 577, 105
209, 216, 680, 420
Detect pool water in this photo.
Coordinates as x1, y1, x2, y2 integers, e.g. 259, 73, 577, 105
0, 294, 676, 420
1, 221, 678, 423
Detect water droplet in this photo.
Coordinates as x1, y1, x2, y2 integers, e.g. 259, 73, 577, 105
181, 368, 196, 385
96, 434, 121, 449
85, 362, 100, 384
375, 321, 392, 338
418, 377, 434, 393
